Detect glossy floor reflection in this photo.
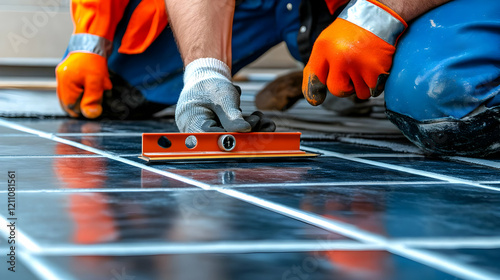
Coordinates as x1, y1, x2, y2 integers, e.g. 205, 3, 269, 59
1, 117, 499, 280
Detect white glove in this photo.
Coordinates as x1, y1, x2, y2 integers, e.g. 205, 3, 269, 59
175, 58, 251, 133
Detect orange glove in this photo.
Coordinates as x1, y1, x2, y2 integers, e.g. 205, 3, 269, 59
303, 0, 407, 104
56, 52, 112, 118
56, 0, 129, 119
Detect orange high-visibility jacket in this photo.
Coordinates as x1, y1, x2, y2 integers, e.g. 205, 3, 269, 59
71, 0, 168, 54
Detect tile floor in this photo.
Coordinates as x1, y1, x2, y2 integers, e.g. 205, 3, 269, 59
0, 116, 499, 280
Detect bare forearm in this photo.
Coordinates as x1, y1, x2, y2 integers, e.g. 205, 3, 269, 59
378, 0, 452, 22
164, 0, 234, 67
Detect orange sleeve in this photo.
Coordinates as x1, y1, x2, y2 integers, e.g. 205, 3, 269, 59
71, 0, 130, 41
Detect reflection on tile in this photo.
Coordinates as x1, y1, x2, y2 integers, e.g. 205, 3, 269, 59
369, 157, 500, 181
2, 191, 334, 247
0, 158, 191, 191
6, 118, 178, 134
161, 158, 437, 185
42, 252, 459, 280
0, 136, 89, 156
431, 249, 500, 275
242, 184, 500, 238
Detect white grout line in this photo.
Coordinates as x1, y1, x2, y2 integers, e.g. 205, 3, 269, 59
0, 187, 207, 194
18, 251, 77, 280
301, 145, 500, 192
392, 237, 500, 249
33, 241, 385, 256
17, 237, 500, 257
218, 189, 499, 280
0, 154, 106, 159
218, 181, 446, 188
1, 118, 498, 280
445, 156, 500, 170
0, 154, 140, 159
348, 153, 425, 158
55, 132, 143, 137
337, 137, 500, 170
0, 215, 42, 253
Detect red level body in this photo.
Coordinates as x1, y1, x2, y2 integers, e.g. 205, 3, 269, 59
141, 132, 318, 162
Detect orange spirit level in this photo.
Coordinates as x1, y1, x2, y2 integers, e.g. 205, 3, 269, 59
140, 132, 319, 162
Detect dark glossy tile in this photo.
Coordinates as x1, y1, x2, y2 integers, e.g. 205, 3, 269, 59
369, 157, 500, 181
159, 157, 438, 185
0, 136, 89, 156
0, 191, 335, 247
431, 249, 500, 275
301, 141, 410, 155
62, 136, 142, 155
0, 125, 24, 135
0, 158, 192, 191
40, 252, 460, 280
6, 118, 178, 134
242, 184, 500, 238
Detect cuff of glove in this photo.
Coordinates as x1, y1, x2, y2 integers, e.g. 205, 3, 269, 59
68, 34, 113, 58
184, 58, 232, 85
339, 0, 407, 46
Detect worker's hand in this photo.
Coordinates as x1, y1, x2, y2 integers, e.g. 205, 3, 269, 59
302, 0, 407, 105
56, 52, 112, 119
175, 58, 252, 133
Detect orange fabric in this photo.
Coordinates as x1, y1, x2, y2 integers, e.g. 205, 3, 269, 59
71, 0, 168, 54
303, 18, 397, 102
71, 0, 129, 41
324, 0, 350, 15
119, 0, 168, 54
56, 53, 112, 119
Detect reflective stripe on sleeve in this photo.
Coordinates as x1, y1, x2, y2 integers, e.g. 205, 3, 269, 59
339, 0, 405, 45
68, 34, 113, 58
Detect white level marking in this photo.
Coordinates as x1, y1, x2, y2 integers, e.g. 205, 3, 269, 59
301, 145, 500, 192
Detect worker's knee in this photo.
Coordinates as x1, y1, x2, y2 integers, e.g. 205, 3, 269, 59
386, 107, 500, 157
385, 0, 500, 122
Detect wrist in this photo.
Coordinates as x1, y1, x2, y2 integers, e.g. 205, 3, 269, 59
68, 34, 112, 58
183, 58, 232, 85
339, 0, 407, 46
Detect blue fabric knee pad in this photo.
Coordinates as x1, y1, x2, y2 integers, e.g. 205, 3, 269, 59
385, 0, 500, 122
106, 0, 301, 105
